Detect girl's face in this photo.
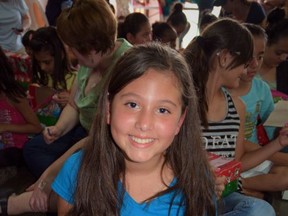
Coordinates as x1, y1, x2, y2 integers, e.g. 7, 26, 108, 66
129, 22, 152, 45
70, 47, 103, 68
34, 51, 54, 75
221, 52, 248, 89
263, 37, 288, 68
108, 69, 185, 165
240, 36, 266, 82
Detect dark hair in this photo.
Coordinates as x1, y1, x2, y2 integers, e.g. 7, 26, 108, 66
21, 30, 35, 47
199, 11, 218, 31
266, 8, 288, 46
152, 21, 177, 43
30, 26, 71, 90
244, 23, 267, 40
184, 18, 253, 126
167, 3, 187, 28
118, 12, 149, 38
71, 43, 216, 216
106, 0, 115, 14
0, 46, 26, 102
57, 0, 117, 55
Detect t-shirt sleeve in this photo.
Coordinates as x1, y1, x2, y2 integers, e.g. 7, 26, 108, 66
18, 0, 29, 15
51, 151, 83, 205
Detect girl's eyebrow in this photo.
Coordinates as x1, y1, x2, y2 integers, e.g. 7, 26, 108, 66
119, 92, 179, 107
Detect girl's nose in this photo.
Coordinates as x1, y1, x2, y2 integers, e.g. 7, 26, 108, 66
135, 110, 153, 131
39, 63, 47, 72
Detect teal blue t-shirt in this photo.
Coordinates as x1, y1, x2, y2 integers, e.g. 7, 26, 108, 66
52, 151, 185, 215
240, 78, 275, 143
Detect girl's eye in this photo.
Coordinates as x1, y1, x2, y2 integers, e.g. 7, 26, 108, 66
257, 55, 264, 61
126, 102, 138, 109
158, 108, 170, 114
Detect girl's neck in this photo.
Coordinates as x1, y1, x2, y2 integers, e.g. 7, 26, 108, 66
206, 70, 223, 104
261, 60, 275, 71
124, 156, 173, 203
125, 155, 166, 176
259, 62, 276, 83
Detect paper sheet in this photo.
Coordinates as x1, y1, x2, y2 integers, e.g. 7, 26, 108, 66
264, 100, 288, 127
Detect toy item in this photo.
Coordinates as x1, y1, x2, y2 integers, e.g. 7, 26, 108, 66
208, 153, 242, 197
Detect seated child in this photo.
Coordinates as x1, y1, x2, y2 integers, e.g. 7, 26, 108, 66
0, 46, 42, 168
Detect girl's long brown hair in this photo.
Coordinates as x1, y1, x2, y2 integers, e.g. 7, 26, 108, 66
184, 18, 253, 127
70, 43, 216, 216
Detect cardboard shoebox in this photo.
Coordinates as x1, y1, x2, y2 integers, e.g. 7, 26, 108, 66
208, 153, 242, 197
28, 84, 61, 126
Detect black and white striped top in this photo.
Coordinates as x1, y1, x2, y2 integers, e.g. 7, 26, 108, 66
202, 89, 240, 158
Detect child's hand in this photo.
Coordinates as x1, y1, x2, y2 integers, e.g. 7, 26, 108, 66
26, 180, 51, 212
52, 91, 70, 108
277, 123, 288, 147
43, 126, 61, 144
12, 28, 24, 35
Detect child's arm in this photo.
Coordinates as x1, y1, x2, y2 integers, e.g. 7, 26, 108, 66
27, 138, 87, 212
57, 196, 73, 216
43, 79, 79, 144
233, 96, 288, 171
233, 96, 246, 163
0, 97, 42, 134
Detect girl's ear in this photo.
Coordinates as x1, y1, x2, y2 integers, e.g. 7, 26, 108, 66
126, 33, 135, 44
174, 108, 187, 135
217, 49, 229, 68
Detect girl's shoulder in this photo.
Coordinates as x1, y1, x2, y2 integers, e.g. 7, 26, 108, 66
223, 88, 245, 116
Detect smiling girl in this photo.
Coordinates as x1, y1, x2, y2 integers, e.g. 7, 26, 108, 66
51, 43, 217, 216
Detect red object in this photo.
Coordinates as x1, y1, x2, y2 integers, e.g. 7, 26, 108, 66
208, 153, 242, 184
5, 51, 32, 82
256, 115, 270, 146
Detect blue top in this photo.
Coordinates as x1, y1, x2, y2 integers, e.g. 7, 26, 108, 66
240, 78, 275, 144
52, 151, 186, 216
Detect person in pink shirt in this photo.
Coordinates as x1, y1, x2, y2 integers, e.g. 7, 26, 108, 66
0, 46, 42, 167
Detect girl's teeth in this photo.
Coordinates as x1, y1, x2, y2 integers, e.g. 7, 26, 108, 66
131, 137, 153, 144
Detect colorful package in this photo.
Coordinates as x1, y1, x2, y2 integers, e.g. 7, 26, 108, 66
208, 153, 242, 197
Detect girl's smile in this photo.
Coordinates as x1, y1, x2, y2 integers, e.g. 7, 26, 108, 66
108, 68, 185, 164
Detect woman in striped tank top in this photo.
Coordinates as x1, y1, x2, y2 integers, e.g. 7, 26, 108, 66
183, 18, 288, 216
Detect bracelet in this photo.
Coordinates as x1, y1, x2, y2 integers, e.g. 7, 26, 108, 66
38, 180, 47, 191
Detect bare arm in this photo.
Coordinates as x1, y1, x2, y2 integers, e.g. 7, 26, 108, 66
233, 96, 288, 171
244, 137, 288, 166
44, 79, 80, 141
40, 137, 87, 184
0, 97, 42, 134
57, 196, 73, 216
22, 13, 31, 32
27, 137, 87, 212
